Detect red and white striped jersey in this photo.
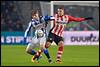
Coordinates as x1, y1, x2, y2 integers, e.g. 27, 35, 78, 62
51, 14, 85, 37
51, 14, 69, 37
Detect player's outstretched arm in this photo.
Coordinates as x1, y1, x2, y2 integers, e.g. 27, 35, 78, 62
56, 16, 93, 24
40, 15, 55, 22
68, 15, 93, 22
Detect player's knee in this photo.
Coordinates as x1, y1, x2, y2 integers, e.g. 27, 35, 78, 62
26, 49, 32, 54
45, 42, 51, 48
58, 41, 64, 47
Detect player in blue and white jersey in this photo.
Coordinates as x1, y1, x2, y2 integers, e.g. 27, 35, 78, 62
22, 9, 54, 63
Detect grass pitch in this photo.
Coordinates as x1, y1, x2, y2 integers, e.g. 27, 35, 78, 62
1, 45, 99, 66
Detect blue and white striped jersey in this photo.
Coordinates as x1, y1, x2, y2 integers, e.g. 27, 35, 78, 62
24, 15, 55, 38
24, 19, 44, 38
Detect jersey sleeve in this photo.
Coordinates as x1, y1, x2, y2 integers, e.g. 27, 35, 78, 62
24, 22, 32, 38
68, 15, 85, 22
49, 16, 55, 20
41, 15, 55, 22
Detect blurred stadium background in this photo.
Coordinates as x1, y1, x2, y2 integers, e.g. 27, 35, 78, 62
1, 1, 99, 32
1, 1, 99, 66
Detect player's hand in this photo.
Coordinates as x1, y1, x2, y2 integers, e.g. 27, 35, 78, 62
85, 17, 93, 20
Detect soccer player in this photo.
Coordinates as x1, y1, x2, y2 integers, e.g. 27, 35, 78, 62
22, 9, 54, 63
22, 9, 45, 62
43, 7, 93, 63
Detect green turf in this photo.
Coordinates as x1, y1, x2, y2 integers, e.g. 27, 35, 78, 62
1, 45, 99, 66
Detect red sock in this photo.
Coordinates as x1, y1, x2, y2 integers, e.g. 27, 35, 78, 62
33, 50, 42, 60
36, 50, 42, 56
45, 42, 50, 48
57, 45, 64, 61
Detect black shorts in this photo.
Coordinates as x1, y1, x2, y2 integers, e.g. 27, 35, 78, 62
47, 30, 64, 45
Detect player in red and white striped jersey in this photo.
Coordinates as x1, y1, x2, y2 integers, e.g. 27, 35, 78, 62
44, 7, 93, 63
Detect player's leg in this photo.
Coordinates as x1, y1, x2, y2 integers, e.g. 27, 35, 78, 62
43, 41, 53, 63
43, 31, 54, 63
32, 49, 42, 63
26, 36, 39, 55
26, 43, 36, 55
33, 30, 53, 63
56, 41, 64, 63
26, 42, 38, 62
54, 36, 64, 63
30, 34, 47, 62
35, 35, 52, 63
26, 37, 39, 62
35, 36, 46, 62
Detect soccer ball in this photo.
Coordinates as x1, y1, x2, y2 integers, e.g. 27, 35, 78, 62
36, 30, 44, 37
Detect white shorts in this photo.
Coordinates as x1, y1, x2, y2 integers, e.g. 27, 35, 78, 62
26, 35, 46, 51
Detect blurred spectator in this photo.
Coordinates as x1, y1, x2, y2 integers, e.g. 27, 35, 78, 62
6, 19, 14, 31
1, 1, 99, 31
8, 28, 13, 32
1, 1, 24, 32
10, 5, 20, 22
14, 20, 24, 31
1, 18, 6, 31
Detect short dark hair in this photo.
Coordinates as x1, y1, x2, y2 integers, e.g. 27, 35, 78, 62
31, 9, 38, 16
58, 6, 64, 10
